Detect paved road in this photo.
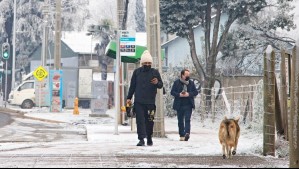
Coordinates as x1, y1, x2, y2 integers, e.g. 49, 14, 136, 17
0, 154, 288, 168
0, 112, 13, 128
0, 109, 86, 142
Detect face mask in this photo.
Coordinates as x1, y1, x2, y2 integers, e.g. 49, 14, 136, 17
185, 76, 190, 81
143, 65, 151, 71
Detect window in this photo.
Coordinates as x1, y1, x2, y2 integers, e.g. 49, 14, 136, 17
19, 82, 34, 91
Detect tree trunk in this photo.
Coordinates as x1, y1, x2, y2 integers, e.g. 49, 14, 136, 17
187, 26, 205, 83
122, 0, 129, 30
203, 2, 221, 112
3, 13, 13, 100
204, 0, 211, 62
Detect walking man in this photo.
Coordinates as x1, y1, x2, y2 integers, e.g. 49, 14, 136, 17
171, 69, 198, 141
127, 50, 163, 146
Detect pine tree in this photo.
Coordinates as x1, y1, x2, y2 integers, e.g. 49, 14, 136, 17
135, 0, 146, 32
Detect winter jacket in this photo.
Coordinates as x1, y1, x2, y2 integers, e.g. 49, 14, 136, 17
127, 67, 163, 104
171, 79, 199, 111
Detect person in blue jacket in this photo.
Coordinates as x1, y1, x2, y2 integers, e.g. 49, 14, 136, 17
171, 69, 199, 141
127, 50, 163, 146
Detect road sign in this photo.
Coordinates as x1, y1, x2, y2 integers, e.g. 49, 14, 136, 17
33, 66, 48, 81
120, 30, 136, 57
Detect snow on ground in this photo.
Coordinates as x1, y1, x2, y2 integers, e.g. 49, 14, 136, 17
1, 105, 288, 167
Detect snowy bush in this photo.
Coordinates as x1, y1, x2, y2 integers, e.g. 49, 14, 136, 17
162, 65, 179, 117
248, 79, 264, 132
162, 59, 196, 117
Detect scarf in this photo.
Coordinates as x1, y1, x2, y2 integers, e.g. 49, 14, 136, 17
180, 78, 189, 92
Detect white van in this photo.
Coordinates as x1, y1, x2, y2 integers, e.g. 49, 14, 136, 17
8, 80, 35, 109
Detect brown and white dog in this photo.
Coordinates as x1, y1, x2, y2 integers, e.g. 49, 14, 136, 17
218, 116, 240, 159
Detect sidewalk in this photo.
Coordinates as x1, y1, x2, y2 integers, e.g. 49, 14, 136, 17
0, 105, 289, 167
6, 105, 223, 155
8, 105, 263, 157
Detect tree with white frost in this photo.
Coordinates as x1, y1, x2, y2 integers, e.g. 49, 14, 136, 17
0, 0, 89, 67
0, 0, 89, 94
160, 0, 295, 110
135, 0, 146, 32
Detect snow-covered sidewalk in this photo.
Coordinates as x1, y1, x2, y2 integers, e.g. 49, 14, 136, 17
0, 106, 288, 167
9, 106, 263, 157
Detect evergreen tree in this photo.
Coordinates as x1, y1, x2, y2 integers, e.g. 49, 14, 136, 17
135, 0, 146, 32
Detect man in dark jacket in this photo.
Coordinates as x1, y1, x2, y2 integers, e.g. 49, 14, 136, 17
127, 50, 163, 146
171, 69, 199, 141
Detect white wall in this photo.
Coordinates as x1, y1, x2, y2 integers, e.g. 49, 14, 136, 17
30, 57, 79, 72
163, 14, 229, 67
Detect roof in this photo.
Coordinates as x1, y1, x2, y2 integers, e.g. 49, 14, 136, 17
61, 31, 98, 54
60, 31, 147, 55
29, 40, 78, 61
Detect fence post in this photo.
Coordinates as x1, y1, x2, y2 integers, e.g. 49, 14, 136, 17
200, 92, 205, 123
250, 85, 254, 122
280, 49, 288, 140
242, 85, 245, 116
263, 45, 276, 157
232, 87, 235, 114
211, 87, 215, 122
289, 44, 299, 168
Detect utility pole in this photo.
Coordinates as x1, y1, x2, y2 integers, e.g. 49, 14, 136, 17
54, 0, 62, 70
146, 0, 165, 137
114, 0, 125, 135
12, 0, 16, 90
42, 0, 49, 67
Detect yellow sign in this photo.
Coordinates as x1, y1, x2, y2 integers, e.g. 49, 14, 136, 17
33, 66, 48, 81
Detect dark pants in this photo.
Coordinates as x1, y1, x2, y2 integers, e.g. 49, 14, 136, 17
177, 105, 193, 137
134, 102, 156, 140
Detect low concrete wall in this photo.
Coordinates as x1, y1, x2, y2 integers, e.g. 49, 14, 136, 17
219, 76, 263, 88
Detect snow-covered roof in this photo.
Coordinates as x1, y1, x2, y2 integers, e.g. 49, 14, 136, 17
61, 31, 98, 54
61, 31, 147, 54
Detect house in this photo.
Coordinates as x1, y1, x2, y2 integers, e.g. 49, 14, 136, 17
29, 40, 79, 72
161, 14, 229, 68
61, 31, 99, 67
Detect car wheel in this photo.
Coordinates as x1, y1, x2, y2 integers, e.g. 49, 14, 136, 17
21, 100, 34, 109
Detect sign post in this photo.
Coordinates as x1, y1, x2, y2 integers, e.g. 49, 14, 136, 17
49, 70, 63, 112
33, 66, 49, 110
120, 30, 136, 57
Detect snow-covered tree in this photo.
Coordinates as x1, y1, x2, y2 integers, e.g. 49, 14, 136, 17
160, 0, 295, 110
219, 0, 296, 76
0, 0, 89, 96
0, 0, 89, 66
135, 0, 146, 32
92, 19, 115, 80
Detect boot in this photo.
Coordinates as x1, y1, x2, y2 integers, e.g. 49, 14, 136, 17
185, 133, 190, 141
137, 139, 145, 146
147, 137, 153, 146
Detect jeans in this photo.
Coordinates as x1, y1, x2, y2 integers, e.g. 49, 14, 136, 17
134, 102, 156, 140
177, 105, 193, 137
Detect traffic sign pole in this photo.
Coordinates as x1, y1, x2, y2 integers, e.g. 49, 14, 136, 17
4, 60, 7, 107
33, 66, 49, 111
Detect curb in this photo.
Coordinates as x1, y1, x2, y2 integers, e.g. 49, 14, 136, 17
0, 107, 65, 124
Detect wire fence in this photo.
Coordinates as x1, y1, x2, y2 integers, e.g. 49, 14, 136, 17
195, 83, 263, 123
